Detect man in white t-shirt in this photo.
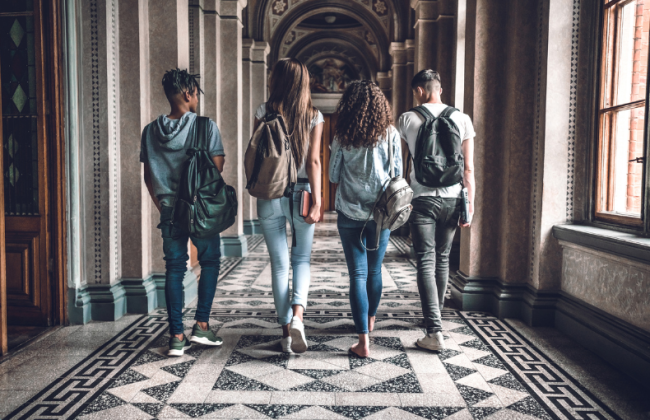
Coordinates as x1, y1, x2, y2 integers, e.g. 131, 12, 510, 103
397, 69, 476, 352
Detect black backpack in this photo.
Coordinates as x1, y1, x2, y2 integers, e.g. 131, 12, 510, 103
411, 106, 464, 188
172, 116, 237, 238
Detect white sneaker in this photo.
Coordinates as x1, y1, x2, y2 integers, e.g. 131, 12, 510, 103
281, 336, 293, 353
416, 332, 446, 351
289, 316, 308, 353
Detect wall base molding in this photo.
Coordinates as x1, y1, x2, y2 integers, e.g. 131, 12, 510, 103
555, 292, 650, 387
67, 283, 128, 323
243, 219, 262, 235
221, 234, 248, 257
450, 271, 650, 386
122, 276, 158, 314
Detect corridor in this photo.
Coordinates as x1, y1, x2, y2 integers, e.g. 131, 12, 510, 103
0, 214, 645, 419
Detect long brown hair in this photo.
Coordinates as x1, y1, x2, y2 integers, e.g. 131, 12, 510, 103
267, 58, 315, 164
335, 80, 392, 149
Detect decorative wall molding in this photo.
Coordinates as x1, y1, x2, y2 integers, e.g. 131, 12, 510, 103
450, 270, 650, 386
565, 0, 580, 222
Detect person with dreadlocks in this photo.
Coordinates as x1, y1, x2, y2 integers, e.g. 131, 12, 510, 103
140, 68, 226, 356
330, 80, 402, 358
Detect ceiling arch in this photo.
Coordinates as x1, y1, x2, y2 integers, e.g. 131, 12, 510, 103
252, 0, 409, 43
266, 0, 392, 71
290, 33, 380, 80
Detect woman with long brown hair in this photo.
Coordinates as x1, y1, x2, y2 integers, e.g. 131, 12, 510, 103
253, 58, 324, 354
330, 80, 402, 358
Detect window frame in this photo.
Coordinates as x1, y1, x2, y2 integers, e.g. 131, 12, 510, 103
593, 0, 650, 231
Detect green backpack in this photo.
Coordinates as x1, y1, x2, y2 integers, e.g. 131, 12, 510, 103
172, 116, 237, 238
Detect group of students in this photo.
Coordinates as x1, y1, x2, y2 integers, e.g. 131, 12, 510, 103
140, 58, 475, 358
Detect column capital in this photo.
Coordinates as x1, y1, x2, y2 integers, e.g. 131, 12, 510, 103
405, 39, 415, 63
203, 0, 220, 13
376, 72, 392, 90
410, 0, 455, 19
220, 0, 247, 19
390, 42, 407, 65
252, 41, 271, 63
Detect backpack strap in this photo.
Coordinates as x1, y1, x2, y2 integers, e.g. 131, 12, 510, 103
439, 106, 458, 119
410, 105, 435, 121
195, 116, 210, 150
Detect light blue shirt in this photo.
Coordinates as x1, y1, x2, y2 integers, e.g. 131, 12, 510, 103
329, 126, 402, 221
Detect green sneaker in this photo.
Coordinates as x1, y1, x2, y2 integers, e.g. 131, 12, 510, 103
168, 335, 192, 357
189, 323, 223, 346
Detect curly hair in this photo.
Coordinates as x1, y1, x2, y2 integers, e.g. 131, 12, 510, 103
334, 80, 393, 149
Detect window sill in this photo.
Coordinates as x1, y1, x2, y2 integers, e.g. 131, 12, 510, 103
552, 224, 650, 264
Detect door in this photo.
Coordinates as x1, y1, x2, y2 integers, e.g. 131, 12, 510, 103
321, 113, 338, 211
1, 0, 53, 328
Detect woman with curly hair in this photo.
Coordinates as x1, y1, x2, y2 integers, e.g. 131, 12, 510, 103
329, 80, 402, 358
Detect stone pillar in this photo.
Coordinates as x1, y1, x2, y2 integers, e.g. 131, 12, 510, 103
148, 0, 197, 307
377, 72, 392, 104
247, 41, 271, 234
118, 0, 156, 314
451, 0, 562, 326
189, 0, 205, 115
242, 39, 255, 234
411, 0, 457, 104
202, 0, 221, 124
219, 0, 248, 256
405, 39, 415, 107
389, 42, 408, 121
78, 0, 125, 321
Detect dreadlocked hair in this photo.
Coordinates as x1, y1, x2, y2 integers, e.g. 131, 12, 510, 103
161, 68, 204, 98
334, 80, 392, 149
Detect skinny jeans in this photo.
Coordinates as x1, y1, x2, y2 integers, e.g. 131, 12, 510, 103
257, 182, 315, 326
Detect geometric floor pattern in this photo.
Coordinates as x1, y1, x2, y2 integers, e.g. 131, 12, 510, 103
4, 214, 625, 419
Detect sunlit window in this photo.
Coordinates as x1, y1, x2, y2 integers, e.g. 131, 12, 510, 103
596, 0, 649, 226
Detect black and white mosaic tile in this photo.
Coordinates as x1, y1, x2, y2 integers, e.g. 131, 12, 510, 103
4, 216, 626, 419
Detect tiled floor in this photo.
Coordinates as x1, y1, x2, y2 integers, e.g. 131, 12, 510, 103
1, 213, 649, 419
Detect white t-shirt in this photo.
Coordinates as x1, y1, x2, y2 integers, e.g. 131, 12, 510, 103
397, 103, 476, 198
255, 103, 325, 179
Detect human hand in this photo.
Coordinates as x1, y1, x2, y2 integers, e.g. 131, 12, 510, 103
460, 202, 473, 228
305, 203, 321, 224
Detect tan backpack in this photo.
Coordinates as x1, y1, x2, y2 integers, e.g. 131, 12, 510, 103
245, 113, 297, 200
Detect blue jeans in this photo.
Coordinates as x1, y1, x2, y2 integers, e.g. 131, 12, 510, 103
337, 212, 390, 334
257, 182, 315, 326
159, 205, 221, 335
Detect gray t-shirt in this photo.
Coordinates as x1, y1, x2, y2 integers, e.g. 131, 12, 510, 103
140, 112, 225, 206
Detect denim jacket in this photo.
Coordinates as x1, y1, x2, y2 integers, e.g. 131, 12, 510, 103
329, 126, 402, 221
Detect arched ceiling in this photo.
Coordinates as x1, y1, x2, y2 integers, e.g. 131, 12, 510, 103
251, 0, 407, 74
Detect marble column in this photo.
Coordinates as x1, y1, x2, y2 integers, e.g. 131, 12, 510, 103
451, 0, 559, 326
411, 0, 457, 104
219, 0, 248, 257
405, 39, 415, 107
241, 39, 255, 234
189, 0, 205, 115
202, 0, 221, 124
147, 0, 197, 306
247, 41, 270, 234
118, 0, 156, 314
377, 72, 392, 104
389, 42, 408, 121
77, 0, 125, 321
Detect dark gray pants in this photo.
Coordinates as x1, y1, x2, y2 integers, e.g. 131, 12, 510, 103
409, 196, 462, 333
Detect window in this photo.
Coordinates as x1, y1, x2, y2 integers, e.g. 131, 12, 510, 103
596, 0, 650, 227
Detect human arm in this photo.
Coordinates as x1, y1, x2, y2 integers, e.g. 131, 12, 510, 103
329, 138, 342, 184
211, 155, 225, 173
460, 137, 475, 228
143, 163, 161, 212
305, 121, 324, 224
